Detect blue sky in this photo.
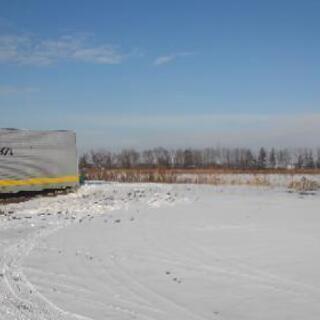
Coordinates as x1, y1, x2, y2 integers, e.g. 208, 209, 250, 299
0, 0, 320, 150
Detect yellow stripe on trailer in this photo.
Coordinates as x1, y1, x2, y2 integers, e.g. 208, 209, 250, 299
0, 175, 79, 187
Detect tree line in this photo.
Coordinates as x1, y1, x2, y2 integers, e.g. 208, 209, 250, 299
80, 147, 320, 170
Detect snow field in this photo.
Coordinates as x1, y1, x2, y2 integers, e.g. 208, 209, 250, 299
1, 183, 320, 319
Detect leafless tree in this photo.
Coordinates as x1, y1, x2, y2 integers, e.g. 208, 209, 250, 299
80, 146, 320, 170
118, 149, 140, 168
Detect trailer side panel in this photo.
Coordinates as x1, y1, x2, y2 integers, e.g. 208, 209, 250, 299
0, 129, 79, 193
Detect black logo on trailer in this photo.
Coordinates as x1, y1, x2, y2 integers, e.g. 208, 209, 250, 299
0, 147, 13, 156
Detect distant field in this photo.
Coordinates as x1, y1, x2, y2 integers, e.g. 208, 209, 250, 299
83, 168, 320, 189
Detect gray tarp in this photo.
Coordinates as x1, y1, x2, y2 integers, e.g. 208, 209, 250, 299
0, 129, 79, 193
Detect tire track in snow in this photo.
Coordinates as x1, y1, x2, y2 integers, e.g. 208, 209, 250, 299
0, 183, 188, 320
100, 258, 211, 320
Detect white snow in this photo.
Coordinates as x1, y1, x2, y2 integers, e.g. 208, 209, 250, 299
1, 182, 320, 319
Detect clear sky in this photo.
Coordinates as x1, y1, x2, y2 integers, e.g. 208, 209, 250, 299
0, 0, 319, 150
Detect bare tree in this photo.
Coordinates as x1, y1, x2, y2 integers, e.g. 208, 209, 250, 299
153, 147, 171, 168
142, 150, 154, 167
257, 147, 267, 169
244, 149, 256, 168
317, 149, 320, 168
269, 148, 276, 168
79, 152, 91, 169
172, 149, 185, 168
118, 149, 140, 168
277, 149, 291, 168
90, 150, 114, 168
305, 150, 315, 168
183, 149, 194, 168
84, 146, 320, 171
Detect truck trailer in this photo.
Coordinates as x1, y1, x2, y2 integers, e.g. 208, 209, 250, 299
0, 129, 79, 193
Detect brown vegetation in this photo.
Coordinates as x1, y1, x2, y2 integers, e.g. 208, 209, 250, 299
82, 167, 320, 185
80, 147, 320, 187
288, 177, 320, 192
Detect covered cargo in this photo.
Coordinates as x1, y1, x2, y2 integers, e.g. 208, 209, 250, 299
0, 129, 79, 193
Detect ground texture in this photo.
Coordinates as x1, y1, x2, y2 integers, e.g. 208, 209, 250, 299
1, 183, 320, 319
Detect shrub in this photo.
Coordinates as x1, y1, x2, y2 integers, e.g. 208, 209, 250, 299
288, 177, 319, 192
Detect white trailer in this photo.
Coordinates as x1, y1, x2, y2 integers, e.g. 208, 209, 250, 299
0, 129, 79, 193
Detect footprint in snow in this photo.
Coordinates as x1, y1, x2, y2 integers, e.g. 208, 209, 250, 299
172, 277, 182, 284
85, 252, 94, 260
12, 273, 20, 281
165, 271, 182, 283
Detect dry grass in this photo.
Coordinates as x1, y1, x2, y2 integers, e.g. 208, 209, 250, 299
288, 177, 320, 192
82, 168, 320, 189
84, 167, 320, 179
245, 176, 271, 187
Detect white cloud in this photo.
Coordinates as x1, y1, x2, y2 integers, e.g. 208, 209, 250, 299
0, 33, 125, 66
72, 46, 123, 64
0, 85, 39, 95
154, 54, 176, 66
154, 52, 194, 66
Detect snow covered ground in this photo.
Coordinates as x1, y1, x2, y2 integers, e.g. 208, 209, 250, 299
1, 183, 320, 319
